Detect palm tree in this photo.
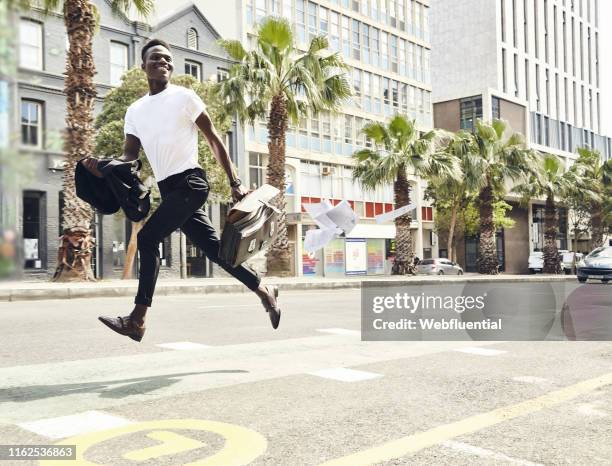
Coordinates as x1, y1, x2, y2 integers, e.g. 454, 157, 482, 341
572, 148, 609, 249
10, 0, 154, 281
426, 131, 478, 262
469, 119, 533, 275
516, 154, 577, 273
215, 17, 351, 276
353, 115, 458, 275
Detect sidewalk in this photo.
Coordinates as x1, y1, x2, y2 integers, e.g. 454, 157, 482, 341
0, 274, 578, 302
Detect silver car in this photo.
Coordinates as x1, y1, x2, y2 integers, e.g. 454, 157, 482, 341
577, 246, 612, 284
416, 258, 464, 275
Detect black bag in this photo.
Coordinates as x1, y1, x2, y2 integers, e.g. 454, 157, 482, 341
219, 200, 280, 268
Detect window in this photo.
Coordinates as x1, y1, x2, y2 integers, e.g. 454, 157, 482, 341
552, 7, 558, 66
563, 11, 567, 72
21, 100, 42, 147
282, 0, 292, 20
492, 96, 501, 120
501, 48, 507, 93
217, 67, 229, 82
19, 19, 43, 70
184, 60, 201, 81
545, 69, 550, 115
352, 19, 360, 60
544, 0, 549, 62
524, 0, 529, 53
109, 42, 128, 86
330, 12, 340, 51
187, 28, 198, 50
23, 191, 46, 269
308, 1, 317, 41
587, 27, 592, 84
256, 0, 266, 22
525, 58, 530, 100
535, 64, 541, 111
249, 152, 267, 189
507, 0, 515, 47
534, 0, 539, 58
460, 96, 482, 132
513, 53, 519, 97
296, 0, 306, 43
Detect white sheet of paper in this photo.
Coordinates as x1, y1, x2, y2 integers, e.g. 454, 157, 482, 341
232, 184, 279, 212
326, 200, 358, 235
375, 203, 416, 224
304, 227, 337, 253
303, 200, 338, 231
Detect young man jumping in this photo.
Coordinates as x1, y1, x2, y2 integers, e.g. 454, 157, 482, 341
83, 39, 280, 342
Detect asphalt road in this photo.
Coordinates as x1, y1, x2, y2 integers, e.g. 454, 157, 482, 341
0, 289, 611, 465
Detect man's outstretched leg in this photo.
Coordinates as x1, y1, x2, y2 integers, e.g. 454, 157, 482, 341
181, 208, 281, 329
99, 181, 209, 341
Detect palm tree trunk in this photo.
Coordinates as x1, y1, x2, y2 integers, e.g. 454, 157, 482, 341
590, 204, 604, 249
477, 185, 498, 274
543, 195, 561, 274
392, 163, 415, 275
447, 203, 458, 260
265, 93, 292, 276
53, 0, 97, 282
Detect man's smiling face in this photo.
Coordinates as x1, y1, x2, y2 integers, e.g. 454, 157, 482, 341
142, 45, 174, 81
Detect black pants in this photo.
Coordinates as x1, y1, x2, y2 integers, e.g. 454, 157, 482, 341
135, 167, 261, 306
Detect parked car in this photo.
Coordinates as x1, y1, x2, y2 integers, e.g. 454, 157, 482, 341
528, 250, 583, 274
577, 246, 612, 283
416, 258, 464, 275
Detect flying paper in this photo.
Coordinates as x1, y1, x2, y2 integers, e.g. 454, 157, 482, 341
375, 203, 416, 224
302, 200, 358, 252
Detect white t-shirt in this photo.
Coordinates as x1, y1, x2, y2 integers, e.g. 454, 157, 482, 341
124, 84, 206, 181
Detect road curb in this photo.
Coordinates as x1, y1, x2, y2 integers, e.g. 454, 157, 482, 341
0, 275, 580, 302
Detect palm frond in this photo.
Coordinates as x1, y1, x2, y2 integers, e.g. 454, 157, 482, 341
217, 39, 248, 61
258, 16, 293, 51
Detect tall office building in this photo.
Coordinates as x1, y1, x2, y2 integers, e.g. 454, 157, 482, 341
431, 0, 611, 273
174, 0, 436, 276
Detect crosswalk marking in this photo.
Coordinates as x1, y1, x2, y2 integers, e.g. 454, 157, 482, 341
0, 336, 497, 424
308, 368, 382, 382
441, 440, 545, 466
18, 410, 133, 439
156, 342, 212, 351
453, 347, 507, 356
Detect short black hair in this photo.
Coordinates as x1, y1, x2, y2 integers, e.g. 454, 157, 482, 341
141, 39, 171, 62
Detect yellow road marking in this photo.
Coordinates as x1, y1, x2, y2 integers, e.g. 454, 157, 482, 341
320, 371, 612, 466
123, 430, 204, 461
40, 419, 267, 466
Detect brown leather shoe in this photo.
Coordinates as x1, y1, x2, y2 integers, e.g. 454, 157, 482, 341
98, 315, 145, 342
261, 285, 281, 329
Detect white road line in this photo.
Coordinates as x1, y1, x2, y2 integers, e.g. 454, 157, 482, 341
18, 410, 133, 439
576, 402, 608, 417
441, 440, 545, 466
453, 347, 507, 356
156, 342, 212, 351
316, 328, 360, 336
0, 338, 495, 424
308, 368, 382, 382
